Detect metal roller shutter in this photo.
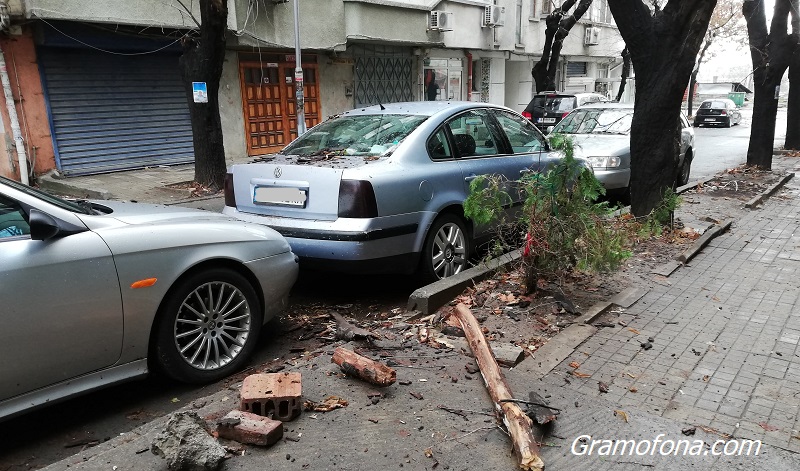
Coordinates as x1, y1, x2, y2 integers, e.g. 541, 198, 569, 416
39, 49, 194, 176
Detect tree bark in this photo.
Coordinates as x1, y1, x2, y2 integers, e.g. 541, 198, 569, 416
331, 347, 397, 387
452, 304, 544, 471
179, 0, 228, 190
607, 0, 717, 217
615, 47, 630, 102
743, 0, 799, 168
531, 0, 593, 92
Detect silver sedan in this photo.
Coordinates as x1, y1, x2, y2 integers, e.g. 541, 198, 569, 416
0, 176, 299, 420
223, 101, 562, 282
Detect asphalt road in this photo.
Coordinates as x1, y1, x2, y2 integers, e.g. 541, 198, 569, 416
691, 107, 787, 179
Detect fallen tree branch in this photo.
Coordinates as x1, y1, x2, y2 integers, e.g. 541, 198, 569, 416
452, 303, 545, 471
329, 311, 380, 341
331, 347, 396, 386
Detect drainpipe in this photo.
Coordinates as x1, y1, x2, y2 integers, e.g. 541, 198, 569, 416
465, 51, 473, 101
0, 47, 28, 184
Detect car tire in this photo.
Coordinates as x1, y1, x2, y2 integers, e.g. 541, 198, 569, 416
419, 214, 471, 283
677, 153, 693, 186
153, 268, 262, 384
726, 117, 732, 128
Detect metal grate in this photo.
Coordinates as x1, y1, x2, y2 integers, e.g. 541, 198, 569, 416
351, 45, 414, 107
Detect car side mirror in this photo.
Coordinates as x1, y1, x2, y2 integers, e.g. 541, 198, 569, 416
29, 209, 61, 240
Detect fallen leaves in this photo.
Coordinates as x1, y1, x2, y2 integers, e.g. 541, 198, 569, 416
568, 361, 581, 369
758, 422, 780, 432
613, 410, 629, 423
598, 381, 609, 393
571, 371, 591, 378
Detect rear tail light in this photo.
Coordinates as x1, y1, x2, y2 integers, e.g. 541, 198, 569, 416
224, 173, 236, 207
338, 180, 378, 218
562, 112, 570, 118
522, 111, 532, 120
720, 110, 727, 115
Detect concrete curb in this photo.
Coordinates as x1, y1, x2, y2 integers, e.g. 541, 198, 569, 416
744, 172, 795, 208
676, 175, 716, 195
407, 249, 521, 315
37, 172, 113, 200
676, 219, 733, 264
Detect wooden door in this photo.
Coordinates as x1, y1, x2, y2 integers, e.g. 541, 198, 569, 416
240, 61, 320, 156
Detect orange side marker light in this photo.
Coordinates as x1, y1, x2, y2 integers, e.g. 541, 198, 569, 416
131, 278, 158, 289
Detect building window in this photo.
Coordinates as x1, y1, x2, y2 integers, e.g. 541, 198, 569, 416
566, 61, 588, 77
516, 0, 524, 44
541, 0, 552, 15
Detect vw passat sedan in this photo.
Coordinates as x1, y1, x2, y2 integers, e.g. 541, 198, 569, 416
550, 103, 695, 198
0, 176, 298, 420
223, 101, 563, 281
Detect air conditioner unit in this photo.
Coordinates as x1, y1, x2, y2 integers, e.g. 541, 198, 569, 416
584, 26, 600, 46
483, 5, 505, 27
429, 11, 454, 31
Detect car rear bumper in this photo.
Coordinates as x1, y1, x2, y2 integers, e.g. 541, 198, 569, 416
697, 116, 727, 124
223, 207, 427, 273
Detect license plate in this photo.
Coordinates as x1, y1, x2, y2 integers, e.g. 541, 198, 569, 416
539, 117, 556, 123
704, 118, 716, 122
253, 186, 307, 207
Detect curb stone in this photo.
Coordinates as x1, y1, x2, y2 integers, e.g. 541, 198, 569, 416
744, 172, 795, 208
37, 171, 112, 200
676, 219, 733, 264
406, 249, 521, 315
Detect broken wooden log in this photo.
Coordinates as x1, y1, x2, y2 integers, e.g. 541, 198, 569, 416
452, 303, 544, 471
331, 347, 397, 387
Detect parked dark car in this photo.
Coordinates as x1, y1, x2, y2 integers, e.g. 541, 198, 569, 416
522, 91, 608, 133
694, 98, 741, 127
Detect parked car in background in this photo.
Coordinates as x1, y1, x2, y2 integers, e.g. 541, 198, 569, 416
0, 176, 299, 420
550, 103, 695, 198
223, 101, 564, 282
694, 98, 741, 127
522, 91, 608, 133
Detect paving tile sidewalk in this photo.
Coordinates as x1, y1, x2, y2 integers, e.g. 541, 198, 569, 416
537, 155, 800, 455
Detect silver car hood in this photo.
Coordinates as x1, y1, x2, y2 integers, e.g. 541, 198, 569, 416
567, 134, 631, 157
86, 200, 233, 226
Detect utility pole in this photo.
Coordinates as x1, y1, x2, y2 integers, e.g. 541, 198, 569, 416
293, 0, 306, 136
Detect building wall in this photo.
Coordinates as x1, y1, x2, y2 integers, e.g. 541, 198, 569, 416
0, 29, 55, 180
319, 55, 356, 119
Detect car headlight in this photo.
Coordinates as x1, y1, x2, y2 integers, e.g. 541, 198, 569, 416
586, 156, 621, 168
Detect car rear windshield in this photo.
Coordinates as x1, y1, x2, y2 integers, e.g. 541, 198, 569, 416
531, 95, 575, 112
552, 108, 633, 135
699, 101, 727, 109
282, 114, 429, 157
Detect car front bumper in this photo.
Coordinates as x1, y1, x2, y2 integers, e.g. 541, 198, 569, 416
593, 168, 631, 190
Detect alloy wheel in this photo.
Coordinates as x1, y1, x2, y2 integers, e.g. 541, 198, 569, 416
430, 221, 468, 279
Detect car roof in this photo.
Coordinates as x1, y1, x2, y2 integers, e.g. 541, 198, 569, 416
339, 101, 512, 117
534, 91, 604, 97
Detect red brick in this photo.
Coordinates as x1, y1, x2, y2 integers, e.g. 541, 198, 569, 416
240, 372, 302, 421
216, 410, 283, 446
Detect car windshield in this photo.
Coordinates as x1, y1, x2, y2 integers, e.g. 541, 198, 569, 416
0, 176, 94, 214
532, 96, 574, 112
552, 108, 633, 135
282, 114, 429, 157
700, 101, 727, 109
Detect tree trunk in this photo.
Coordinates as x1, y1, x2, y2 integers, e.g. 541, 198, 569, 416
531, 0, 593, 92
786, 46, 800, 149
615, 47, 630, 102
179, 0, 228, 191
608, 0, 718, 217
743, 0, 800, 168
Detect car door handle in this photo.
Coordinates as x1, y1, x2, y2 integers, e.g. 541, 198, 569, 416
520, 168, 534, 176
464, 175, 478, 182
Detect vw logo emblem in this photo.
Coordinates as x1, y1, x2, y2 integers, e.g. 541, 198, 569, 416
274, 167, 282, 178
